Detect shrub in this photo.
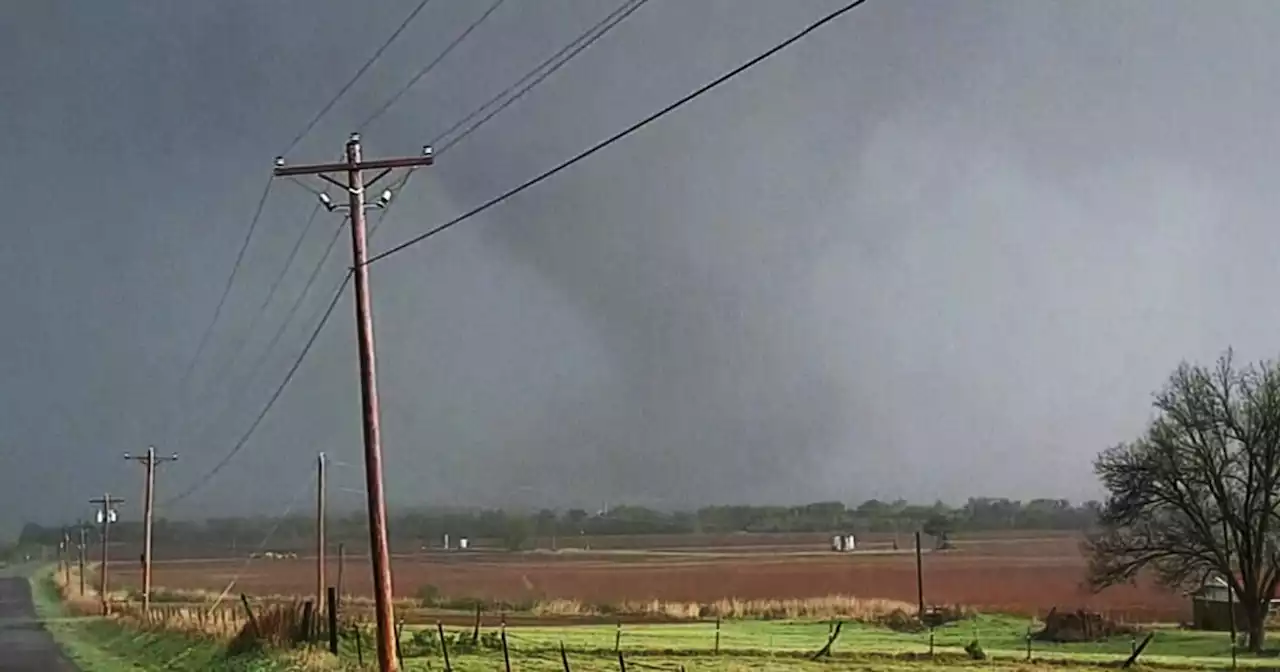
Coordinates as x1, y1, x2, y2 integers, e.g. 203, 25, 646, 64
416, 584, 441, 607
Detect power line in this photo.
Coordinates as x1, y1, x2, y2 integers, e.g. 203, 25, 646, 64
181, 203, 324, 431
279, 0, 435, 157
165, 271, 352, 507
185, 219, 349, 452
427, 0, 643, 152
369, 0, 873, 265
163, 178, 274, 446
359, 0, 510, 132
436, 0, 649, 156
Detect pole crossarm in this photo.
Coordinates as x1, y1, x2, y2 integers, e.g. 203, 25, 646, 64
273, 153, 434, 178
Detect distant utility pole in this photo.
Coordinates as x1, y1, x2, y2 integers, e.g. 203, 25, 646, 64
60, 527, 70, 586
317, 452, 327, 623
274, 133, 434, 672
125, 447, 178, 616
90, 494, 123, 614
77, 523, 87, 597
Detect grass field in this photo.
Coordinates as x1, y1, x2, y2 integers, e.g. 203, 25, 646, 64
36, 564, 1274, 672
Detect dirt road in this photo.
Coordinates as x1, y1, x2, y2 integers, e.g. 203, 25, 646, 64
0, 578, 76, 671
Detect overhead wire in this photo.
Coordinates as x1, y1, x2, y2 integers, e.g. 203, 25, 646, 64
179, 203, 325, 436
164, 270, 353, 507
435, 0, 649, 156
359, 0, 511, 132
184, 219, 349, 455
427, 0, 644, 153
279, 0, 435, 157
162, 178, 275, 447
368, 0, 873, 265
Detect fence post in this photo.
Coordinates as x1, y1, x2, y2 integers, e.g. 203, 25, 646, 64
354, 623, 363, 665
327, 587, 338, 654
501, 618, 511, 672
615, 621, 622, 652
560, 640, 572, 672
240, 594, 259, 639
1025, 624, 1032, 661
472, 603, 482, 644
715, 617, 721, 654
301, 600, 314, 643
438, 620, 453, 672
395, 618, 405, 668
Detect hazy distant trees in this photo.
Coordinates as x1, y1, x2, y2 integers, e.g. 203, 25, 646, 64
15, 495, 1102, 560
1087, 350, 1280, 652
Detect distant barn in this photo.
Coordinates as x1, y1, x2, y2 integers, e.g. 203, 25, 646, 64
1190, 576, 1280, 631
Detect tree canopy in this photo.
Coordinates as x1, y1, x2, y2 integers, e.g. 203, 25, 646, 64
1087, 350, 1280, 651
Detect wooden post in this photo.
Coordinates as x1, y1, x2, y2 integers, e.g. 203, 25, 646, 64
438, 621, 452, 672
914, 531, 924, 616
560, 640, 572, 672
715, 617, 721, 654
317, 453, 326, 625
501, 618, 511, 672
240, 594, 259, 639
301, 600, 315, 643
77, 525, 86, 597
337, 542, 345, 608
328, 587, 339, 654
614, 621, 621, 652
395, 618, 405, 667
472, 603, 482, 644
355, 623, 364, 665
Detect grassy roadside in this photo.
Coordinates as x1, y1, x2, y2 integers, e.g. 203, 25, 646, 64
29, 568, 334, 671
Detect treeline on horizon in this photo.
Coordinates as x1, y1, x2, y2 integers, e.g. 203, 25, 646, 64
11, 497, 1099, 552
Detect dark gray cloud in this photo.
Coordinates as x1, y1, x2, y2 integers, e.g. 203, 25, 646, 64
3, 0, 1278, 536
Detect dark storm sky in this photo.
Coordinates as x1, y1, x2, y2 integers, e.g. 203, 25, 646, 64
3, 0, 1277, 535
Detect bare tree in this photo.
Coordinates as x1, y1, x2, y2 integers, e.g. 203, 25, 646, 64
1087, 350, 1280, 651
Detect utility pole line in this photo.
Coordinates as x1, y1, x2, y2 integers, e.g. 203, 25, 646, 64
61, 527, 70, 586
317, 452, 327, 624
89, 494, 123, 615
274, 134, 434, 672
77, 523, 87, 597
125, 447, 178, 617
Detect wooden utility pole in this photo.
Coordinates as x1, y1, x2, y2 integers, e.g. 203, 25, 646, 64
90, 494, 123, 614
317, 452, 327, 622
77, 523, 87, 596
274, 134, 434, 672
60, 527, 70, 586
125, 447, 178, 616
915, 530, 924, 617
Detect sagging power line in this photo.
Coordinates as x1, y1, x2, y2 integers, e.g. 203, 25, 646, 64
369, 0, 873, 265
279, 0, 435, 158
359, 0, 511, 132
428, 0, 648, 154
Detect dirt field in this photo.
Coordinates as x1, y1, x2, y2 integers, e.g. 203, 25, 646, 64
132, 532, 1188, 623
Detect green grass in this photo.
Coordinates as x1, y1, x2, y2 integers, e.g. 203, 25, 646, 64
29, 569, 312, 671
401, 614, 1271, 669
27, 562, 1279, 671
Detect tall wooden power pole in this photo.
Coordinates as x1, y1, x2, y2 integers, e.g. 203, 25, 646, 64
317, 452, 327, 623
273, 134, 434, 672
90, 494, 123, 614
125, 447, 178, 616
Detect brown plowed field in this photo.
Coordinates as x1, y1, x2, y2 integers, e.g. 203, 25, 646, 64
133, 532, 1188, 622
